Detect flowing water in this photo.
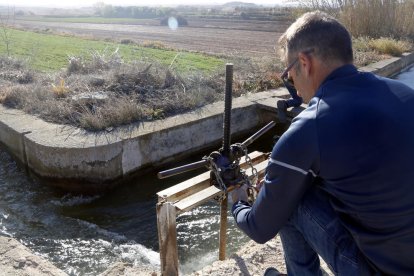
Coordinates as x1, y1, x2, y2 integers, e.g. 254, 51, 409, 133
1, 67, 413, 275
0, 128, 279, 275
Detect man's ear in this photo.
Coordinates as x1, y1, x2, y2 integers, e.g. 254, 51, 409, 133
298, 52, 312, 77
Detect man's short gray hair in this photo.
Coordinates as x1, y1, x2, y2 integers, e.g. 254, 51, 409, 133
278, 11, 353, 64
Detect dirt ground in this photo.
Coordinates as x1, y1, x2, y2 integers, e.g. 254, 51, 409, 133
120, 235, 333, 276
14, 18, 290, 58
188, 236, 333, 276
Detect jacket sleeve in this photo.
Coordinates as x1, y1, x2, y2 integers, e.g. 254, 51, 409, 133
232, 104, 320, 244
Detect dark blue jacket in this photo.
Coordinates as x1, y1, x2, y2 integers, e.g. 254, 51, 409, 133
232, 64, 414, 275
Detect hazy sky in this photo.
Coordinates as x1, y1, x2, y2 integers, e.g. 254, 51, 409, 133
3, 0, 284, 8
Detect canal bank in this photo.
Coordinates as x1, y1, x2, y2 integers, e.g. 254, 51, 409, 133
0, 52, 413, 193
0, 89, 288, 193
1, 52, 414, 275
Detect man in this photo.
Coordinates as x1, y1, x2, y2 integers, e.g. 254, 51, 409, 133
231, 11, 414, 275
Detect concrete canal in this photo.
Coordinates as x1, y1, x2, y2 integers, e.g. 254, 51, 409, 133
1, 61, 414, 275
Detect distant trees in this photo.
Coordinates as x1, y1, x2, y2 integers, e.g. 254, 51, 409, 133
94, 3, 174, 19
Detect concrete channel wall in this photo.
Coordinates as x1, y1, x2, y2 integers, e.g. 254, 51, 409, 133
0, 53, 413, 192
0, 88, 288, 192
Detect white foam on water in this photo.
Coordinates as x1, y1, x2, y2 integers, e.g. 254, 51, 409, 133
178, 216, 219, 231
74, 219, 160, 269
37, 236, 160, 275
0, 226, 12, 237
179, 250, 217, 275
0, 211, 13, 237
76, 219, 128, 243
115, 243, 160, 268
51, 194, 101, 207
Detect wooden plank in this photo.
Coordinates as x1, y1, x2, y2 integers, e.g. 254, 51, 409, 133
173, 159, 269, 214
219, 195, 228, 261
174, 186, 223, 214
156, 202, 178, 276
157, 151, 267, 203
157, 171, 211, 203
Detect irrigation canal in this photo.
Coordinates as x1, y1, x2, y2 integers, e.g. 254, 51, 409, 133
1, 67, 413, 275
0, 122, 281, 275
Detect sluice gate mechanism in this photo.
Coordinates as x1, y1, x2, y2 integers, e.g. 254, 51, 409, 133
156, 64, 275, 275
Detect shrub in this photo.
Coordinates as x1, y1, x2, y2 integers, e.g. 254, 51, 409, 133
120, 38, 134, 45
66, 48, 123, 75
301, 0, 414, 40
0, 86, 22, 108
353, 36, 412, 60
0, 56, 25, 70
141, 40, 168, 50
51, 78, 70, 97
368, 38, 400, 56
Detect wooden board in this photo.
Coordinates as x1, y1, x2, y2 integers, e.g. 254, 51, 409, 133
174, 185, 223, 214
157, 151, 267, 203
173, 159, 269, 214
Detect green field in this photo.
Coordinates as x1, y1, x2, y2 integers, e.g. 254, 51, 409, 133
0, 28, 224, 72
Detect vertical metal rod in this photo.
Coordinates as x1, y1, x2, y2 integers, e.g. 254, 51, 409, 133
222, 63, 233, 157
157, 202, 179, 276
219, 195, 228, 260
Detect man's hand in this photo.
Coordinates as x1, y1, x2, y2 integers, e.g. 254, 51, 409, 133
255, 178, 265, 192
228, 184, 249, 204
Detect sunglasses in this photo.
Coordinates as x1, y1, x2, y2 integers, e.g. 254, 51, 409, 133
280, 49, 314, 93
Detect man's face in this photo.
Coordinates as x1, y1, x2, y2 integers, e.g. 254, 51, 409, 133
283, 50, 314, 103
289, 67, 313, 103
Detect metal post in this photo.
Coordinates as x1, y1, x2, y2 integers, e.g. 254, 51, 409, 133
218, 194, 228, 260
157, 202, 179, 276
223, 63, 233, 157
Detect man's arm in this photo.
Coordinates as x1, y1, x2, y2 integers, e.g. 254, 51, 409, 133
232, 104, 320, 243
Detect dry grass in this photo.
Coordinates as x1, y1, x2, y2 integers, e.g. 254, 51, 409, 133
368, 38, 412, 56
352, 36, 413, 65
302, 0, 414, 40
0, 52, 284, 131
0, 55, 222, 131
340, 0, 414, 40
141, 40, 170, 50
0, 33, 408, 132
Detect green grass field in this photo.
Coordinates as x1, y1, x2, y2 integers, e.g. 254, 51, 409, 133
0, 28, 224, 72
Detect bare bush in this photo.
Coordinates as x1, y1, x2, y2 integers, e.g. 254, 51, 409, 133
0, 6, 15, 56
0, 53, 226, 131
67, 47, 123, 75
301, 0, 414, 40
141, 40, 169, 50
120, 38, 134, 45
230, 55, 284, 96
0, 56, 35, 84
